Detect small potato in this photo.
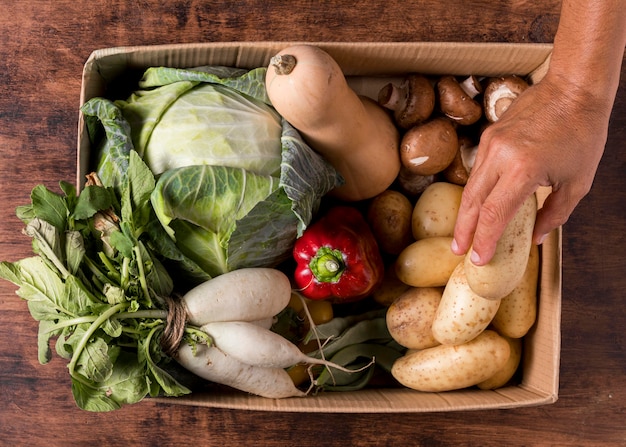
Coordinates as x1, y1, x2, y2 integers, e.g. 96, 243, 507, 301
491, 244, 539, 338
465, 194, 537, 300
302, 299, 334, 326
391, 330, 510, 392
432, 261, 501, 345
386, 287, 443, 349
395, 236, 463, 287
367, 190, 414, 255
372, 262, 412, 306
477, 335, 522, 390
412, 182, 464, 240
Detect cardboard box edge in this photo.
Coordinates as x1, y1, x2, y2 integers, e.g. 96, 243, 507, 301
75, 41, 561, 412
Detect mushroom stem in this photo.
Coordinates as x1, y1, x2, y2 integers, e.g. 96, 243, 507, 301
459, 75, 483, 98
378, 83, 402, 110
460, 145, 478, 173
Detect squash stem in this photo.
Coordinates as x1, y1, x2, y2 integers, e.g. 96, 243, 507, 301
270, 54, 297, 75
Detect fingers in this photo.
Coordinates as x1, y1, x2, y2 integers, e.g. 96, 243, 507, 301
449, 75, 605, 265
454, 171, 535, 265
451, 163, 494, 260
456, 172, 589, 266
452, 128, 540, 266
533, 184, 586, 245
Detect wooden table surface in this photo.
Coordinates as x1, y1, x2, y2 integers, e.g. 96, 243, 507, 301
1, 1, 624, 445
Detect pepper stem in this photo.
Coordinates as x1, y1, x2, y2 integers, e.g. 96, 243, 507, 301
310, 247, 345, 283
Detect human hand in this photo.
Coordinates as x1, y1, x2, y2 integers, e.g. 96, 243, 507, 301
451, 73, 610, 265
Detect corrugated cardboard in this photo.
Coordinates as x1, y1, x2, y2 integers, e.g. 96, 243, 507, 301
78, 42, 561, 412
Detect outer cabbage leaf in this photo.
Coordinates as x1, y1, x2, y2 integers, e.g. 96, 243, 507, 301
137, 83, 283, 176
138, 66, 269, 103
116, 66, 280, 178
81, 98, 133, 190
151, 165, 296, 277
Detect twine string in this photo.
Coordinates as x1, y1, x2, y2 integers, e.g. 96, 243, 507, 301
160, 294, 187, 358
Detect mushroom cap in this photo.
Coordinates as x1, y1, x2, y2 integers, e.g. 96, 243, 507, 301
442, 135, 475, 185
400, 118, 458, 176
379, 74, 435, 129
483, 75, 529, 122
396, 167, 435, 197
437, 75, 483, 125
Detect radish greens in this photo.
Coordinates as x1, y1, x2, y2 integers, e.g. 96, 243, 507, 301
0, 153, 201, 411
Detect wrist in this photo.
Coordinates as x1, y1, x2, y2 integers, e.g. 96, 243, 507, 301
540, 67, 618, 120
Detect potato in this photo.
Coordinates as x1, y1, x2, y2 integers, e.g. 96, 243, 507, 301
411, 182, 464, 240
391, 330, 510, 392
491, 244, 539, 338
386, 287, 443, 349
477, 335, 522, 390
432, 261, 501, 345
372, 262, 412, 306
465, 193, 537, 300
395, 236, 463, 287
367, 190, 414, 254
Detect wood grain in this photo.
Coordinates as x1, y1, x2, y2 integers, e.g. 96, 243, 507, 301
1, 1, 625, 445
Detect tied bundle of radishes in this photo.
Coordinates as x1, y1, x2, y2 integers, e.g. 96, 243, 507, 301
177, 269, 371, 399
0, 152, 361, 411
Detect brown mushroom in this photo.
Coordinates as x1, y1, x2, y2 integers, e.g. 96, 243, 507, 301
378, 74, 435, 129
437, 75, 483, 125
483, 75, 529, 122
400, 118, 458, 176
442, 135, 476, 185
396, 166, 435, 197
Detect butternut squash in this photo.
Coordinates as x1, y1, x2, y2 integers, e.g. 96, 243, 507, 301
265, 45, 401, 201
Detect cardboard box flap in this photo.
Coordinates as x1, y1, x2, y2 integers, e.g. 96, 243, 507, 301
157, 384, 556, 413
81, 41, 553, 102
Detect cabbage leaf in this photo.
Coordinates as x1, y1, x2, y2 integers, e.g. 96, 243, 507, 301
81, 65, 342, 281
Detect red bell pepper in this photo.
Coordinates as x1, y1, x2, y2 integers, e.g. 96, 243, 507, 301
293, 206, 384, 302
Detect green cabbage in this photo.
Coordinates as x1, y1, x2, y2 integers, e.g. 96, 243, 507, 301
81, 65, 342, 282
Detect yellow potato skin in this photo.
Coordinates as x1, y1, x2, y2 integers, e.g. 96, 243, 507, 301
465, 194, 537, 300
412, 182, 464, 240
491, 244, 539, 338
432, 261, 501, 345
395, 236, 464, 287
391, 330, 510, 392
477, 335, 522, 390
386, 287, 443, 350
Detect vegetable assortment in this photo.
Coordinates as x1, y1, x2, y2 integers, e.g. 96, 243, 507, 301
82, 65, 342, 281
0, 153, 369, 409
0, 44, 542, 410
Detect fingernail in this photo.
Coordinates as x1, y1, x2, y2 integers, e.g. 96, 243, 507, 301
536, 233, 548, 245
451, 238, 459, 253
470, 250, 481, 265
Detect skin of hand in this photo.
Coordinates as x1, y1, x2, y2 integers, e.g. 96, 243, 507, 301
452, 0, 626, 266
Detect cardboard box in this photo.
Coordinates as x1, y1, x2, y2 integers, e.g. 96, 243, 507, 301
78, 42, 561, 412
